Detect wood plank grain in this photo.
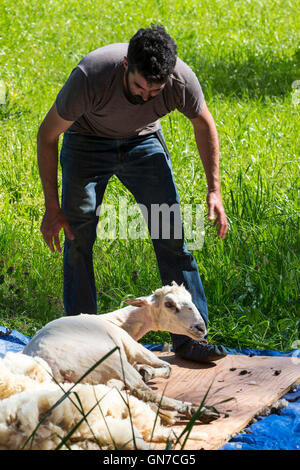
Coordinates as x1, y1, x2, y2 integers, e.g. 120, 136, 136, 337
149, 353, 300, 450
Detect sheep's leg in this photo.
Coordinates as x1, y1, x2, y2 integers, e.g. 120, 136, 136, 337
147, 403, 177, 425
136, 348, 171, 373
130, 383, 220, 423
123, 340, 171, 380
130, 385, 219, 423
105, 347, 219, 424
136, 364, 170, 382
120, 363, 219, 423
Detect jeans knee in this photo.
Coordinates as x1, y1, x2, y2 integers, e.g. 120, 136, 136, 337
64, 219, 97, 259
154, 238, 195, 271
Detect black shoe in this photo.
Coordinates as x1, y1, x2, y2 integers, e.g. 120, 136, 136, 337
174, 339, 227, 363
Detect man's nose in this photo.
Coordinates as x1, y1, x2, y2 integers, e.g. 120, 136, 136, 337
141, 91, 150, 101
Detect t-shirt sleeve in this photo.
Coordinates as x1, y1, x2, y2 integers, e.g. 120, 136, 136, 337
177, 69, 205, 119
55, 66, 94, 121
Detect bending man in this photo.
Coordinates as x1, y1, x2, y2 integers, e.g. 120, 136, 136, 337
37, 25, 228, 363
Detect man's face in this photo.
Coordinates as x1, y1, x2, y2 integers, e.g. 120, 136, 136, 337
123, 59, 166, 105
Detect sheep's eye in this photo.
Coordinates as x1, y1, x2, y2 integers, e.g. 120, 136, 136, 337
165, 301, 179, 312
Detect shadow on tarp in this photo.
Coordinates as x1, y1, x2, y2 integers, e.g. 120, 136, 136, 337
1, 326, 299, 451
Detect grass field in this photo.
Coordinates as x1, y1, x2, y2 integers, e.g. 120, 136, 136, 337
0, 0, 299, 351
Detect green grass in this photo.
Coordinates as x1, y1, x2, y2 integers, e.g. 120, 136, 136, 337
0, 0, 299, 350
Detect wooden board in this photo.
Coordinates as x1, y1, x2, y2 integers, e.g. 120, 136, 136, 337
149, 352, 300, 450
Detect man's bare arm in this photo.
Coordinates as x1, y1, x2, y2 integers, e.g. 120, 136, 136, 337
37, 103, 75, 252
190, 102, 228, 239
37, 103, 73, 209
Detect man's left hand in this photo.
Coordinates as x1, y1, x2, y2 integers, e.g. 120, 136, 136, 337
206, 191, 228, 239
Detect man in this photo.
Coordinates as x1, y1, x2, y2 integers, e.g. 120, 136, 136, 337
37, 25, 228, 363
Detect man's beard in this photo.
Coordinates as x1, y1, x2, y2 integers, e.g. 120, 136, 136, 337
124, 70, 155, 105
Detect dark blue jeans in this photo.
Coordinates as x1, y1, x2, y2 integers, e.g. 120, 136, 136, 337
59, 130, 208, 350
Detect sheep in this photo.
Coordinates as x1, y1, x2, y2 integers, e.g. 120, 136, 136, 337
23, 282, 219, 423
0, 352, 208, 450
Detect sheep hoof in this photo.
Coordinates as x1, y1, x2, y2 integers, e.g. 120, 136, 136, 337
186, 404, 220, 423
198, 406, 220, 423
138, 365, 153, 382
165, 365, 171, 378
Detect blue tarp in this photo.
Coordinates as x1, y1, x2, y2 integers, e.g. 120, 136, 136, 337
1, 326, 299, 450
0, 326, 30, 357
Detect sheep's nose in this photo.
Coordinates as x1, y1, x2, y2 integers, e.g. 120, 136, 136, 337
195, 324, 206, 335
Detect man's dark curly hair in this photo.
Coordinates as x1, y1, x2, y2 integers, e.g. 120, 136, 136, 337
127, 24, 177, 83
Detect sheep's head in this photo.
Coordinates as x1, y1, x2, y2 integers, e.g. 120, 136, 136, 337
125, 283, 206, 339
152, 282, 207, 340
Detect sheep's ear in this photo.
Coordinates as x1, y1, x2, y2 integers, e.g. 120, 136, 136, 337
125, 297, 148, 307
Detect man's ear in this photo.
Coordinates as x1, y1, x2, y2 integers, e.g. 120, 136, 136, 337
125, 297, 148, 307
123, 56, 128, 70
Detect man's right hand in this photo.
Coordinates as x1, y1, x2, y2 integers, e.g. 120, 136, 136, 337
37, 103, 75, 253
40, 207, 75, 253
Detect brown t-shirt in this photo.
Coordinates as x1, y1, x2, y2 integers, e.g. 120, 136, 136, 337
55, 43, 204, 138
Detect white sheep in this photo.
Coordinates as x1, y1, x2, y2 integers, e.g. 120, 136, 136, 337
0, 352, 208, 450
23, 282, 219, 422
